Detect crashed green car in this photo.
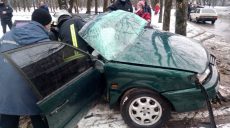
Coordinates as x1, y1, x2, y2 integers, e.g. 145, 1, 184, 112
79, 10, 220, 128
2, 10, 219, 128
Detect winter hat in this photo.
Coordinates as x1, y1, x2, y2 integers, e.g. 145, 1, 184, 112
137, 1, 145, 6
32, 8, 52, 26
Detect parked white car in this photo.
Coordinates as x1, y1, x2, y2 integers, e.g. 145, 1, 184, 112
189, 8, 218, 24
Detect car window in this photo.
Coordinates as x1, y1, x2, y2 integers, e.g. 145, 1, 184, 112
202, 9, 216, 13
196, 9, 200, 13
6, 42, 92, 98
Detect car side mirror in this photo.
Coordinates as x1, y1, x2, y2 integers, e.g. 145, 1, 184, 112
94, 60, 104, 73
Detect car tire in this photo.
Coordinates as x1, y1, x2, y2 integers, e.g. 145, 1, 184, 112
120, 89, 171, 128
196, 18, 199, 23
189, 16, 192, 21
211, 20, 215, 24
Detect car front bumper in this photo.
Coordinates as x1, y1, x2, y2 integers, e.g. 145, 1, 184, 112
162, 65, 219, 112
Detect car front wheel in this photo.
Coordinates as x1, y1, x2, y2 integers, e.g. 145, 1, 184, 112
196, 18, 199, 23
189, 16, 192, 21
120, 89, 171, 128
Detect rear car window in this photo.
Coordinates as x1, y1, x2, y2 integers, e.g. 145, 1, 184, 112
202, 9, 216, 13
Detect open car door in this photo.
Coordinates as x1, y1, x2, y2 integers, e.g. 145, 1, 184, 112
3, 41, 104, 128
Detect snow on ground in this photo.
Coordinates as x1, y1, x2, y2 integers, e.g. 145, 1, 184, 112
214, 6, 230, 17
1, 7, 230, 128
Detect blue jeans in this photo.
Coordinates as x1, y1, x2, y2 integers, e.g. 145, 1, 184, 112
0, 114, 49, 128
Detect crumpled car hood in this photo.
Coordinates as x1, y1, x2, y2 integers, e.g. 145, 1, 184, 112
115, 29, 208, 73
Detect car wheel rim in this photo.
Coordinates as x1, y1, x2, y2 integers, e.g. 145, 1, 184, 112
128, 96, 162, 126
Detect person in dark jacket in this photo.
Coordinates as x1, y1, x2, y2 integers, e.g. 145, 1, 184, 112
53, 10, 93, 53
107, 0, 133, 12
0, 0, 13, 34
0, 8, 52, 128
188, 2, 192, 19
39, 1, 49, 12
141, 0, 151, 15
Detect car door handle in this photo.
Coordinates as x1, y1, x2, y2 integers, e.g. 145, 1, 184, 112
49, 99, 69, 116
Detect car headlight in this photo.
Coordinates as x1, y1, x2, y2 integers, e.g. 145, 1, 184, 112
197, 67, 211, 84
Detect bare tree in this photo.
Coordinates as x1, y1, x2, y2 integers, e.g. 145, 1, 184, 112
103, 0, 109, 12
175, 0, 187, 36
68, 0, 74, 13
163, 0, 172, 31
222, 0, 226, 6
58, 0, 68, 9
95, 0, 98, 13
86, 0, 92, 14
158, 0, 163, 23
75, 0, 79, 13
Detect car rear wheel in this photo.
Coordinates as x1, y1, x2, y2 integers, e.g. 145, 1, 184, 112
120, 89, 171, 128
211, 20, 215, 24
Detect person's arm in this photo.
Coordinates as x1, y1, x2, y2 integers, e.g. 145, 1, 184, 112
6, 5, 13, 14
130, 5, 133, 12
107, 3, 117, 11
2, 5, 13, 15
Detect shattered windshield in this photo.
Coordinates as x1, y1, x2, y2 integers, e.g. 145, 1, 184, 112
79, 10, 147, 60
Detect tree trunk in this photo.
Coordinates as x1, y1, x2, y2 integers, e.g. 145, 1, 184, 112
95, 0, 98, 14
22, 0, 26, 12
103, 0, 109, 12
68, 0, 74, 13
75, 0, 79, 14
163, 0, 172, 31
175, 0, 187, 36
222, 0, 226, 6
58, 0, 67, 9
32, 0, 36, 10
158, 0, 163, 23
110, 0, 115, 3
86, 0, 92, 14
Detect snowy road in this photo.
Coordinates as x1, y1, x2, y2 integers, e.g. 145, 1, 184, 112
189, 15, 230, 43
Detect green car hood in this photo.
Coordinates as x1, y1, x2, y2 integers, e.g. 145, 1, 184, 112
79, 10, 208, 73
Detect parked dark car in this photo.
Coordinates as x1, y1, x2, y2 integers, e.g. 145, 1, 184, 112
0, 10, 220, 128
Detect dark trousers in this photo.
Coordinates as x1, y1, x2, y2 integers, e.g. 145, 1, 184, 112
0, 114, 49, 128
1, 20, 12, 34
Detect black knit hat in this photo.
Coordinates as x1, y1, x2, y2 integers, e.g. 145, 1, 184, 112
32, 8, 52, 26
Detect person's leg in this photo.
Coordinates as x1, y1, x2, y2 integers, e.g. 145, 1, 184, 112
1, 21, 7, 34
8, 20, 13, 30
0, 114, 20, 128
30, 115, 49, 128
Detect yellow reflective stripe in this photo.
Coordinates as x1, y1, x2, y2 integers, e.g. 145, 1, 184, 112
70, 24, 78, 47
64, 53, 84, 63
